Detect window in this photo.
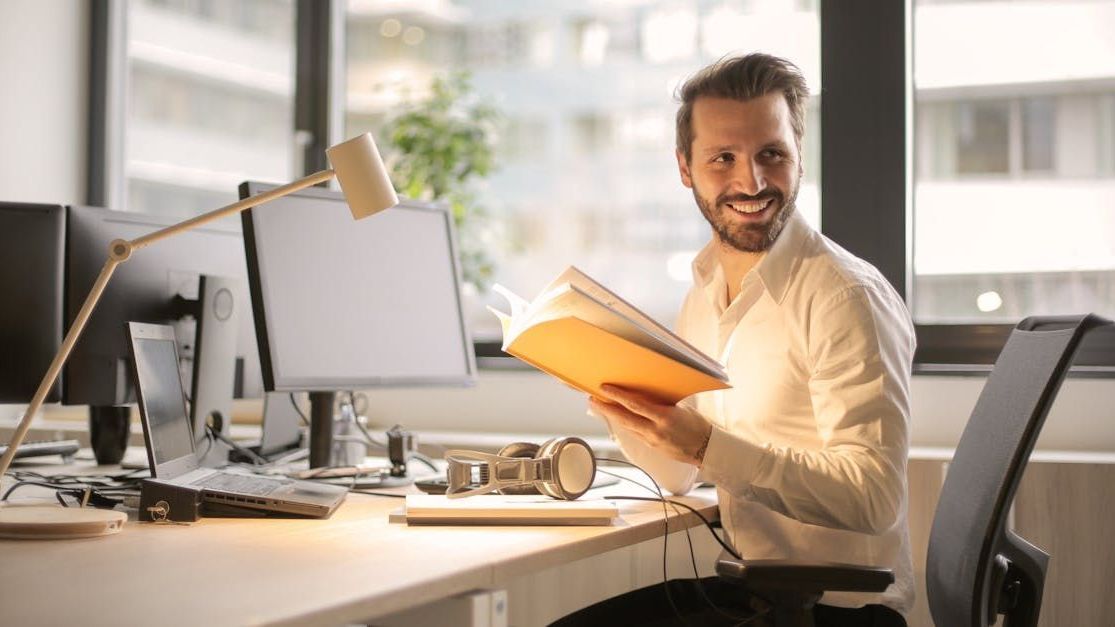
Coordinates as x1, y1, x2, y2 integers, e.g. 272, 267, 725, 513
344, 0, 821, 339
123, 0, 296, 218
955, 100, 1010, 175
912, 0, 1115, 331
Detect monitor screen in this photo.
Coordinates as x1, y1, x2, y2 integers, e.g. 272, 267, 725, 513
64, 205, 265, 406
131, 333, 195, 467
0, 202, 64, 403
240, 182, 476, 391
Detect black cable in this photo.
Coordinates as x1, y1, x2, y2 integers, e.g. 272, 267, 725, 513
289, 392, 310, 426
2, 474, 142, 492
6, 469, 145, 486
2, 481, 133, 510
607, 496, 741, 561
197, 428, 215, 461
594, 458, 684, 625
3, 481, 76, 501
596, 468, 752, 625
350, 490, 406, 498
595, 469, 705, 582
352, 415, 388, 449
343, 406, 438, 473
409, 452, 439, 472
595, 458, 771, 625
596, 468, 706, 581
206, 424, 267, 465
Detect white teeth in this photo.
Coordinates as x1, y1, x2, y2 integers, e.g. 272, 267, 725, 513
727, 199, 770, 214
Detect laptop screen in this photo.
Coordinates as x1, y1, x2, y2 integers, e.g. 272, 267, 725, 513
131, 331, 196, 472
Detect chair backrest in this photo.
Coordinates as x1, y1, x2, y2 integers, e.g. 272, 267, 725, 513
925, 314, 1111, 627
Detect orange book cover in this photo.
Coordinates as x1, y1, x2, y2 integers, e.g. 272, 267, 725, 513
489, 267, 729, 404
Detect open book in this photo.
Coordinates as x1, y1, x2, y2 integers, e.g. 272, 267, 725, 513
488, 266, 729, 404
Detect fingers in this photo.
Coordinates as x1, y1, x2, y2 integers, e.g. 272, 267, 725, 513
598, 384, 671, 423
589, 397, 655, 437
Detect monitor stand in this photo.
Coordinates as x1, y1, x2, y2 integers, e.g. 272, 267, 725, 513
308, 391, 335, 468
182, 274, 241, 467
305, 395, 417, 488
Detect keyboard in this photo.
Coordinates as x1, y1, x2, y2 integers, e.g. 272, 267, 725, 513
0, 438, 81, 461
191, 472, 291, 496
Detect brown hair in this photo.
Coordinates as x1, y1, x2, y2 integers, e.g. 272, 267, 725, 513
675, 53, 809, 162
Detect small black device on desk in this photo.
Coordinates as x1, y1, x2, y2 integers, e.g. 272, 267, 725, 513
414, 476, 450, 494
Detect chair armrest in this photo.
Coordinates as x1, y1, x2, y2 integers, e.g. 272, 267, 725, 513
716, 551, 894, 594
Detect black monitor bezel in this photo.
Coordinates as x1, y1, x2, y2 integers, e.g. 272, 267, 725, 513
62, 204, 265, 406
239, 181, 477, 393
0, 202, 65, 403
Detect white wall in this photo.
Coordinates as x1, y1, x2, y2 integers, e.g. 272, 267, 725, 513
0, 1, 88, 425
2, 1, 1113, 454
0, 0, 89, 205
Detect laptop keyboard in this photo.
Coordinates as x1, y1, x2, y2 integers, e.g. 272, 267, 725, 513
192, 472, 291, 496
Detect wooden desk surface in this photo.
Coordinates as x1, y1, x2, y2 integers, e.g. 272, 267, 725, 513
0, 461, 717, 627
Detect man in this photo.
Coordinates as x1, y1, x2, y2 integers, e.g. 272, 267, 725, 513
567, 54, 915, 626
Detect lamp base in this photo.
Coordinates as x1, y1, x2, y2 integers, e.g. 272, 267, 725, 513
0, 505, 126, 540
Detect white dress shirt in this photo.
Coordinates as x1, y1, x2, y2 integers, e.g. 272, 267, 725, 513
609, 210, 916, 615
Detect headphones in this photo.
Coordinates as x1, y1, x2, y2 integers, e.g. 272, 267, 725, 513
444, 437, 596, 500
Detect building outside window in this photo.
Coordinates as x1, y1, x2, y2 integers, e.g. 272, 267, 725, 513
912, 0, 1115, 325
125, 0, 296, 219
345, 0, 821, 338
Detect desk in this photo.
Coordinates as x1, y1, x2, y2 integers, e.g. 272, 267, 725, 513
0, 457, 720, 627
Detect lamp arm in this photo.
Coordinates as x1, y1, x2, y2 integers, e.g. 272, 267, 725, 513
0, 168, 336, 479
130, 168, 334, 251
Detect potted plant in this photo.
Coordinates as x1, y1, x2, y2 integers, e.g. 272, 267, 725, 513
380, 72, 501, 293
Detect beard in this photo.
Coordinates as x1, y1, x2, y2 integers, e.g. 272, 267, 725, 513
693, 178, 799, 253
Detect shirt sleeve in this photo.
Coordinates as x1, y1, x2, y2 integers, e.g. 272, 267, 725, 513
699, 284, 915, 535
597, 397, 700, 496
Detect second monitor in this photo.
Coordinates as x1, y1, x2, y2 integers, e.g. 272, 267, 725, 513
239, 182, 476, 468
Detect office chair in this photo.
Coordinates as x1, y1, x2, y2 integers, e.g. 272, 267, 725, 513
716, 314, 1113, 627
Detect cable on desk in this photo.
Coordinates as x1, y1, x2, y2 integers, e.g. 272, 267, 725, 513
594, 457, 684, 623
352, 411, 388, 450
205, 423, 267, 466
5, 469, 147, 489
408, 452, 439, 473
596, 459, 769, 626
2, 479, 135, 509
349, 490, 406, 498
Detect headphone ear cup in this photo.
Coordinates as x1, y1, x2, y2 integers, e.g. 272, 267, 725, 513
537, 437, 596, 500
496, 442, 542, 495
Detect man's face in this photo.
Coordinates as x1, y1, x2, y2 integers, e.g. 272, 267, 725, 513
677, 93, 802, 253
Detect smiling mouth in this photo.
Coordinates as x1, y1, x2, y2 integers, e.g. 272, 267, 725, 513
724, 198, 773, 215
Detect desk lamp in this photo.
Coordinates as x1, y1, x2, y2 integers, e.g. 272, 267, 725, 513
0, 133, 398, 539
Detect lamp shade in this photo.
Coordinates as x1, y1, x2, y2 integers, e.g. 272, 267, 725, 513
326, 133, 399, 220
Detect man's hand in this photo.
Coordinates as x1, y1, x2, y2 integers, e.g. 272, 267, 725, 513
589, 384, 713, 466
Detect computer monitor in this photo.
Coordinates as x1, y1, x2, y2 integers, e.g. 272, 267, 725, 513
63, 206, 265, 426
239, 181, 476, 468
0, 202, 65, 403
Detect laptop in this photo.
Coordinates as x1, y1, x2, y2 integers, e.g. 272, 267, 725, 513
125, 322, 346, 518
259, 392, 306, 457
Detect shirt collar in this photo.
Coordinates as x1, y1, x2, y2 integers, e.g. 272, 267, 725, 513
690, 209, 811, 306
755, 209, 810, 305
